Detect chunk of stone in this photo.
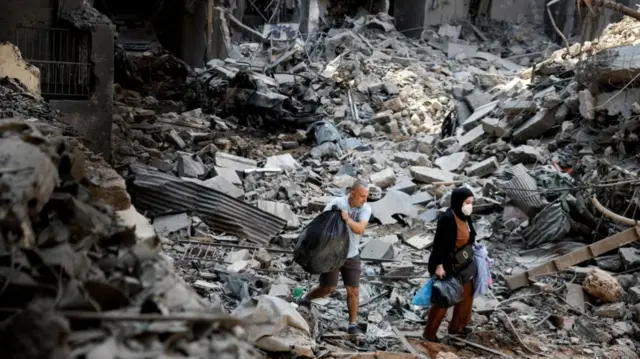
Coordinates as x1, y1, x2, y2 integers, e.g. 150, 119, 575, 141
411, 191, 434, 206
512, 109, 555, 144
213, 166, 242, 185
227, 249, 251, 262
361, 240, 394, 260
268, 283, 291, 298
507, 145, 544, 164
360, 125, 376, 138
393, 152, 430, 166
383, 98, 405, 112
378, 234, 399, 245
372, 110, 394, 124
466, 157, 499, 178
257, 200, 300, 228
481, 117, 508, 137
501, 98, 536, 115
435, 152, 470, 172
619, 247, 640, 268
465, 89, 492, 111
381, 261, 414, 276
227, 259, 260, 273
178, 154, 206, 178
390, 180, 417, 194
410, 167, 456, 183
370, 168, 396, 189
447, 43, 478, 59
167, 129, 186, 149
215, 151, 258, 171
566, 283, 586, 313
629, 286, 640, 304
153, 212, 190, 235
594, 302, 627, 319
579, 89, 595, 120
265, 153, 301, 171
582, 268, 624, 303
403, 234, 434, 250
462, 100, 499, 130
333, 174, 357, 188
369, 190, 418, 224
201, 176, 244, 198
384, 82, 399, 95
254, 248, 272, 268
416, 134, 437, 154
457, 125, 487, 149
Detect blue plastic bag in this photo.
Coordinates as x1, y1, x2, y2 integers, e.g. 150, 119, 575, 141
473, 243, 492, 298
411, 278, 434, 307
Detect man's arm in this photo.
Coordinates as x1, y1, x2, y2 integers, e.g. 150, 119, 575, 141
324, 198, 341, 212
345, 205, 371, 235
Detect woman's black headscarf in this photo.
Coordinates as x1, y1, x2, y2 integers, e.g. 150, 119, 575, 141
450, 187, 474, 221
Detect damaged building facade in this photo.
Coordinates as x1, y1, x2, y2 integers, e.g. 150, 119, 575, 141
0, 0, 114, 159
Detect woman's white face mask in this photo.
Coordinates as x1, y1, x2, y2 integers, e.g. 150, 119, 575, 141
461, 203, 473, 216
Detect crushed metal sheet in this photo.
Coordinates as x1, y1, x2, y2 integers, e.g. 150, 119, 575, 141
129, 164, 286, 244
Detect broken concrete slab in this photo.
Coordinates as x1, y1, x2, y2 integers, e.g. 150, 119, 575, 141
594, 302, 626, 319
464, 89, 492, 111
500, 98, 536, 116
368, 190, 418, 225
620, 247, 640, 268
390, 180, 417, 195
457, 125, 487, 149
466, 156, 499, 178
410, 167, 457, 183
447, 43, 478, 59
381, 261, 414, 276
481, 117, 509, 137
201, 176, 245, 198
333, 174, 357, 188
566, 283, 586, 313
434, 152, 470, 172
213, 166, 243, 185
393, 152, 430, 166
416, 134, 437, 154
507, 145, 545, 164
378, 234, 400, 245
265, 154, 302, 171
257, 200, 300, 229
177, 154, 207, 178
215, 151, 258, 171
512, 109, 556, 144
370, 168, 397, 189
461, 100, 499, 130
153, 212, 190, 235
227, 249, 251, 262
361, 240, 394, 260
403, 234, 434, 250
410, 191, 434, 206
372, 110, 394, 124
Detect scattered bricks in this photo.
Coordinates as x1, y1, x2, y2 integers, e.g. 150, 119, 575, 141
594, 302, 626, 319
372, 110, 394, 124
507, 145, 545, 164
370, 168, 397, 189
512, 109, 556, 144
582, 268, 624, 303
457, 125, 487, 149
410, 166, 457, 183
393, 151, 430, 166
383, 97, 405, 112
381, 261, 414, 276
465, 156, 499, 178
481, 117, 509, 137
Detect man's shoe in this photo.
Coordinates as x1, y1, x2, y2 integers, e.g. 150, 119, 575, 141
347, 324, 362, 335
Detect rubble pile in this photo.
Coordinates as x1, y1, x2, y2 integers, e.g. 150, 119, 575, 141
0, 89, 262, 358
102, 7, 640, 359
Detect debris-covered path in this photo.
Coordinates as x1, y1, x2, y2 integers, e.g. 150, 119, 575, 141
1, 2, 640, 359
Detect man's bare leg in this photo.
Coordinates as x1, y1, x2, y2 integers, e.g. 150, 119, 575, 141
345, 285, 359, 323
303, 285, 335, 301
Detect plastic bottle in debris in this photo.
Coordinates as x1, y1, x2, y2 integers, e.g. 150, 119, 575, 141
292, 286, 306, 300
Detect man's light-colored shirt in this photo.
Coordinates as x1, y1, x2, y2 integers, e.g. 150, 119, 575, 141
324, 196, 372, 258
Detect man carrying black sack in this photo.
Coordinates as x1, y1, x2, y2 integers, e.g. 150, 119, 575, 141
297, 180, 372, 334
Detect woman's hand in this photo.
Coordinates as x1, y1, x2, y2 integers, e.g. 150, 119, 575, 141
435, 265, 445, 279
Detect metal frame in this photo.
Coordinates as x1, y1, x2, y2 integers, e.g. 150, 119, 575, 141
15, 26, 94, 99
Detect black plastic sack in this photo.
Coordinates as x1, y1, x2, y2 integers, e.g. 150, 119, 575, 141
431, 277, 464, 308
294, 207, 350, 274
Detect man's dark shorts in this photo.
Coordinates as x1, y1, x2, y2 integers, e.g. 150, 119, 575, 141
319, 256, 361, 287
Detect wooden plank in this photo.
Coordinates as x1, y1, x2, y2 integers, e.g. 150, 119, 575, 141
392, 327, 418, 355
506, 227, 639, 290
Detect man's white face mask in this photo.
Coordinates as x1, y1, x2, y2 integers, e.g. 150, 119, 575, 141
461, 203, 473, 216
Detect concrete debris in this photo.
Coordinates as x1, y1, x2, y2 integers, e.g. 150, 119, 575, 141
9, 3, 640, 357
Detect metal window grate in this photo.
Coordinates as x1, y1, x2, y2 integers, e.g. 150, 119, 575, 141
16, 26, 94, 99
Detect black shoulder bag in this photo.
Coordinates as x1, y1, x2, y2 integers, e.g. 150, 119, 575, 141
452, 244, 476, 283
